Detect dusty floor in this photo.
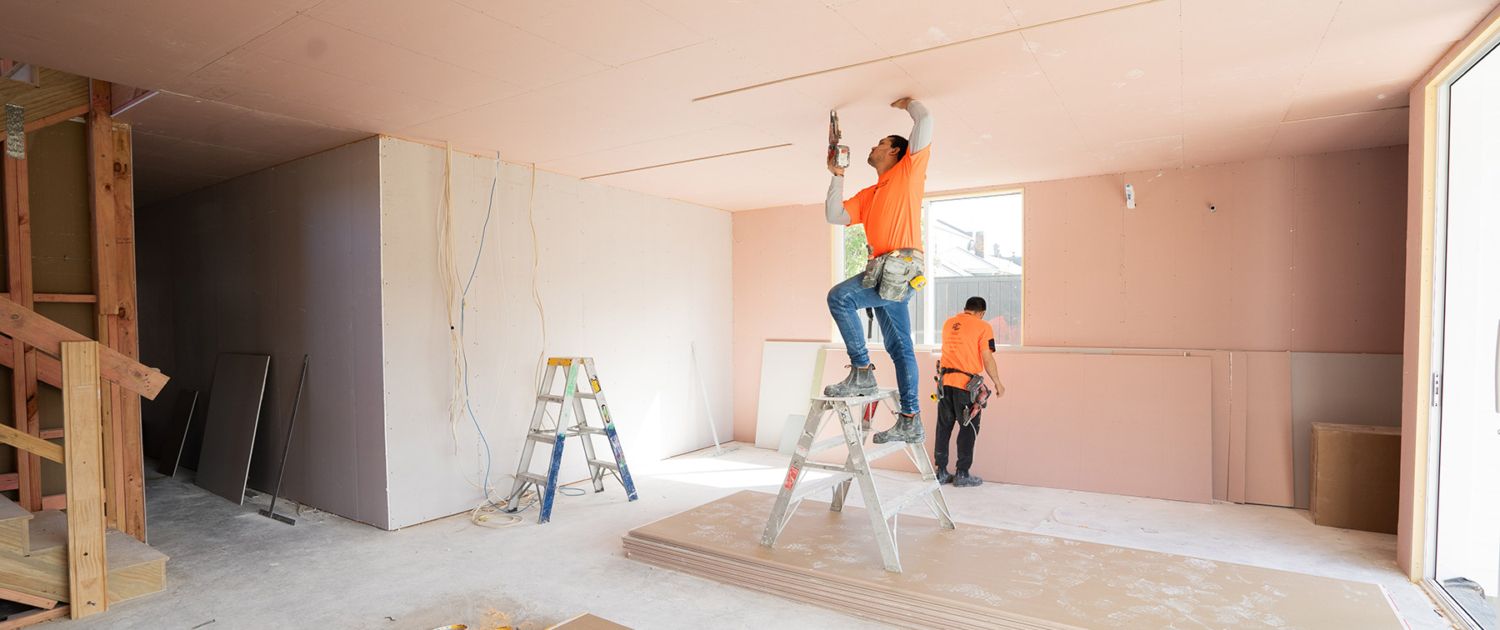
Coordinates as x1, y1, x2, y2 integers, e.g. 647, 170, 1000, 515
64, 444, 1452, 630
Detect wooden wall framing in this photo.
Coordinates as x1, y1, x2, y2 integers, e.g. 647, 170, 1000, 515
0, 70, 144, 541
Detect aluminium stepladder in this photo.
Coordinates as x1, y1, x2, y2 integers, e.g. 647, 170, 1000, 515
504, 357, 638, 523
761, 387, 955, 572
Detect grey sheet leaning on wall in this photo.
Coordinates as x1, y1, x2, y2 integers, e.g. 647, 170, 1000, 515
155, 390, 199, 477
196, 354, 271, 505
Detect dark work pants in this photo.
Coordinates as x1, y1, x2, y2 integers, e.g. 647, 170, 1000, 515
934, 385, 981, 473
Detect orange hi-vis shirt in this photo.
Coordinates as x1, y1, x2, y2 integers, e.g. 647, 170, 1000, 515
844, 145, 930, 257
939, 312, 994, 389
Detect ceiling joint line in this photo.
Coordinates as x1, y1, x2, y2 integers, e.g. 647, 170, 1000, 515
1281, 105, 1409, 124
581, 143, 793, 179
691, 0, 1169, 102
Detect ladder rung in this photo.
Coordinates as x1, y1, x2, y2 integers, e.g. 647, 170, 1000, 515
528, 430, 558, 444
539, 392, 598, 403
517, 472, 549, 487
806, 435, 846, 457
587, 458, 619, 471
881, 481, 939, 520
862, 442, 908, 462
574, 426, 606, 435
799, 460, 847, 472
789, 472, 855, 502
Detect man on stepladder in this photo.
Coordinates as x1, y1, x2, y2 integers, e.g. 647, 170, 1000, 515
934, 296, 1006, 487
822, 97, 932, 444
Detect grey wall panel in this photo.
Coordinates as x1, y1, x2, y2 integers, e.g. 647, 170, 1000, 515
136, 137, 389, 528
1289, 352, 1403, 510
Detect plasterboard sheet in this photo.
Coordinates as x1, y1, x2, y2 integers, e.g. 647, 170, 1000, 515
195, 354, 270, 505
1244, 351, 1294, 507
624, 491, 1404, 630
814, 348, 1213, 503
155, 390, 199, 477
755, 342, 826, 449
1290, 352, 1402, 509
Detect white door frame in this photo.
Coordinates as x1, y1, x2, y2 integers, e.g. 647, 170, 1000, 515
1421, 27, 1500, 630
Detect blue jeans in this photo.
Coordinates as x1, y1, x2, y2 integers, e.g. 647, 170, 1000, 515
827, 274, 920, 414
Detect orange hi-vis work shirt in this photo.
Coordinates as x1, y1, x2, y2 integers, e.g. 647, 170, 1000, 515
844, 145, 930, 257
939, 312, 994, 389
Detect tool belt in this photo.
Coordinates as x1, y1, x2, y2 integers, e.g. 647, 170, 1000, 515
933, 363, 990, 425
861, 248, 925, 302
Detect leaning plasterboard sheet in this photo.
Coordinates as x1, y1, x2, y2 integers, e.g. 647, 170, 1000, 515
755, 342, 826, 449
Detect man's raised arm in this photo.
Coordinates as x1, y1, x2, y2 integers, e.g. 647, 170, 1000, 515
825, 151, 850, 225
895, 98, 933, 153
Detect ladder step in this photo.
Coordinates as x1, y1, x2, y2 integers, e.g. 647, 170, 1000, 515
587, 458, 619, 471
539, 392, 598, 403
806, 435, 846, 457
518, 472, 550, 487
528, 427, 604, 444
789, 472, 855, 502
799, 460, 847, 472
862, 441, 908, 462
881, 481, 940, 520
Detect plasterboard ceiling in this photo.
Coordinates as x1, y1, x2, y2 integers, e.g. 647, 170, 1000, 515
3, 0, 1492, 210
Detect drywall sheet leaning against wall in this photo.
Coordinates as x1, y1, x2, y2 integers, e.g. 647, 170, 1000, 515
1290, 352, 1402, 509
196, 354, 270, 505
376, 137, 733, 530
1244, 352, 1295, 507
623, 491, 1405, 630
813, 348, 1213, 503
754, 341, 825, 449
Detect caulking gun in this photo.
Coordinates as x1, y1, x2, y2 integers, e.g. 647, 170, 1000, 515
828, 110, 850, 169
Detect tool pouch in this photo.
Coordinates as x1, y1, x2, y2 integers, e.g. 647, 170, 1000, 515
861, 248, 924, 302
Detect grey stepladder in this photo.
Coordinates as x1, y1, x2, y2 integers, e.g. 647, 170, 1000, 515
504, 357, 638, 523
761, 387, 955, 572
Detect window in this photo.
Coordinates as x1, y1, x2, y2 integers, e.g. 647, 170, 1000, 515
836, 191, 1023, 347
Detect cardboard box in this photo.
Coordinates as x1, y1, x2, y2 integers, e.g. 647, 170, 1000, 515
1310, 423, 1401, 534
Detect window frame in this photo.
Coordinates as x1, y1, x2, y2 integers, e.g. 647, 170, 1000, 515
831, 187, 1025, 350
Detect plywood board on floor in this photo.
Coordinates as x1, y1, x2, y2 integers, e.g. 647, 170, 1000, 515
548, 613, 633, 630
624, 491, 1403, 630
195, 354, 269, 505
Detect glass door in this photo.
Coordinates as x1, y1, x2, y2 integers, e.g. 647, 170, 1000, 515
1432, 40, 1500, 630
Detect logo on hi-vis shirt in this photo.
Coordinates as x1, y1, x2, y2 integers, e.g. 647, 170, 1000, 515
951, 322, 961, 332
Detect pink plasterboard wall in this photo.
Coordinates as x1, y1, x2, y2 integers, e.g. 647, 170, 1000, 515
807, 348, 1213, 504
1023, 146, 1406, 352
731, 204, 832, 443
734, 146, 1406, 506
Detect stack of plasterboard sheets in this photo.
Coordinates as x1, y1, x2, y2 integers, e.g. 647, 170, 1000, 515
622, 491, 1404, 630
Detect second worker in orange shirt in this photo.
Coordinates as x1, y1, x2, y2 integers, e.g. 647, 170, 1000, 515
821, 97, 932, 444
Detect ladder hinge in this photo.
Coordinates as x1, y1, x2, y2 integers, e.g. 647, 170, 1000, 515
1431, 372, 1442, 407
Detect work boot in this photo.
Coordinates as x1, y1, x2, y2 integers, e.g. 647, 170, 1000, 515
953, 470, 983, 487
873, 412, 925, 444
823, 364, 878, 397
936, 468, 952, 485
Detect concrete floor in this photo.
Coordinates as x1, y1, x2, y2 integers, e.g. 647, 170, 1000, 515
63, 444, 1454, 630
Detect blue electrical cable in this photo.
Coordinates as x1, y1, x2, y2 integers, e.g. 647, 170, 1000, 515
459, 155, 589, 515
459, 154, 502, 510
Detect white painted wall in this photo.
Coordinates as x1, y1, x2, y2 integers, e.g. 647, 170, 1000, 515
377, 137, 734, 530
